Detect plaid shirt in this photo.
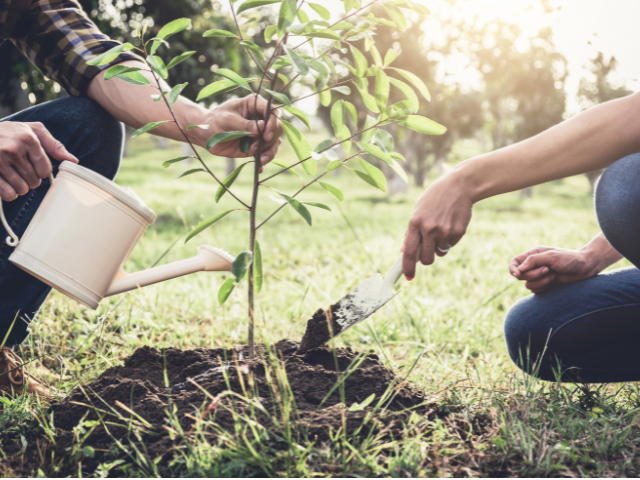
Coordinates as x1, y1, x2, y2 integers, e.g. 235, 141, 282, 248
0, 0, 139, 96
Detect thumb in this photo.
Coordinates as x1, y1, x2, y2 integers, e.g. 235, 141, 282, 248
30, 124, 78, 163
244, 119, 263, 136
518, 251, 556, 274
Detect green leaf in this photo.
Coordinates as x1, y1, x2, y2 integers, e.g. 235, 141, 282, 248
303, 31, 342, 41
151, 91, 167, 102
330, 100, 344, 136
285, 45, 309, 76
147, 55, 168, 79
167, 51, 196, 69
216, 162, 249, 202
162, 156, 192, 168
383, 4, 407, 31
349, 393, 375, 411
327, 160, 343, 171
131, 120, 169, 138
338, 124, 352, 156
370, 45, 383, 66
254, 240, 263, 293
203, 29, 238, 38
302, 201, 331, 211
283, 106, 312, 130
82, 446, 95, 458
157, 18, 191, 40
309, 2, 330, 19
272, 58, 292, 69
390, 158, 408, 183
232, 251, 253, 282
356, 84, 379, 113
104, 65, 140, 80
388, 77, 419, 108
389, 67, 431, 101
319, 88, 331, 106
176, 168, 205, 179
332, 85, 351, 95
358, 142, 393, 165
186, 210, 236, 243
277, 190, 312, 225
361, 115, 377, 143
345, 0, 361, 12
351, 45, 367, 77
383, 99, 419, 120
320, 182, 344, 201
264, 89, 291, 106
264, 24, 278, 43
375, 128, 394, 152
239, 136, 253, 153
356, 159, 386, 192
240, 40, 265, 60
197, 79, 240, 101
391, 151, 406, 162
186, 124, 209, 131
271, 159, 302, 180
116, 71, 151, 86
215, 68, 251, 90
396, 115, 447, 135
168, 82, 188, 106
237, 0, 281, 14
87, 45, 124, 66
278, 0, 296, 36
314, 139, 334, 152
297, 9, 309, 23
384, 49, 399, 66
344, 101, 358, 128
320, 51, 337, 77
218, 278, 235, 305
206, 131, 253, 150
374, 70, 390, 111
281, 119, 314, 174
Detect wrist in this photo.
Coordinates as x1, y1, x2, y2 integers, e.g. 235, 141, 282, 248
179, 102, 210, 148
450, 159, 487, 204
579, 234, 622, 274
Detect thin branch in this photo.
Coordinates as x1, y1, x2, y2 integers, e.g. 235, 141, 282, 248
256, 172, 328, 230
229, 0, 271, 77
147, 67, 251, 209
272, 78, 355, 111
259, 116, 385, 182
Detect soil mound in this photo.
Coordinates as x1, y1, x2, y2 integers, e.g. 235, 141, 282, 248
10, 341, 432, 475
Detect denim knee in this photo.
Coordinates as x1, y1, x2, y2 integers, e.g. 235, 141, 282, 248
503, 295, 553, 374
595, 153, 640, 268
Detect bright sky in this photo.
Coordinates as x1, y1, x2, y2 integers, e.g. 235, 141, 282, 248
321, 0, 640, 114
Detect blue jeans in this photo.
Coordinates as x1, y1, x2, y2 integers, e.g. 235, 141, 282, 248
505, 153, 640, 383
0, 97, 123, 348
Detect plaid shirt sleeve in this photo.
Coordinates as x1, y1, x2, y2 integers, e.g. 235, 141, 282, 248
7, 0, 141, 96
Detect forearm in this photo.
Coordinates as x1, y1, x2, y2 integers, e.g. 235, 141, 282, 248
581, 232, 624, 273
454, 92, 640, 202
86, 60, 209, 147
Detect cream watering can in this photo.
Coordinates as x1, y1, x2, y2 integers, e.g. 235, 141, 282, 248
0, 161, 234, 309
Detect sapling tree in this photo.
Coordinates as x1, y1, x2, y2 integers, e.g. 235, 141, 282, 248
89, 0, 445, 357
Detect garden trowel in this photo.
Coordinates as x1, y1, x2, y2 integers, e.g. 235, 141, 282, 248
299, 251, 408, 352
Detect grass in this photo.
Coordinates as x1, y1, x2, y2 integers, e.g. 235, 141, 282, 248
1, 132, 639, 477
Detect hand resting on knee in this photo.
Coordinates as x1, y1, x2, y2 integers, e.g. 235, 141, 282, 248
509, 232, 623, 293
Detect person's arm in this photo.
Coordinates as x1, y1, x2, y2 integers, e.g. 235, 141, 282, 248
402, 91, 640, 279
508, 233, 623, 293
86, 60, 282, 163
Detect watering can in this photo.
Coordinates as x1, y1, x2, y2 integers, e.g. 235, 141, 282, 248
0, 161, 234, 309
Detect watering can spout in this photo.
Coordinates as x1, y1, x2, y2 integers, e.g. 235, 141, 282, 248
105, 246, 234, 297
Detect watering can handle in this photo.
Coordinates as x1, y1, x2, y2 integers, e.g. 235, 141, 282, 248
0, 173, 55, 247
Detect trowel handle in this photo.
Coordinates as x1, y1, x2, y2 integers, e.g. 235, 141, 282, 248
380, 242, 423, 292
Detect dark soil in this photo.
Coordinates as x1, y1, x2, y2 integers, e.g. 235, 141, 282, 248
4, 340, 434, 476
298, 305, 343, 352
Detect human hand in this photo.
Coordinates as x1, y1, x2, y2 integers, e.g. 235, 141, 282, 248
198, 94, 283, 167
402, 172, 473, 280
509, 246, 604, 293
0, 122, 78, 201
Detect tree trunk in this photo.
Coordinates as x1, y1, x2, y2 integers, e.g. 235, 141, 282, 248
226, 157, 236, 176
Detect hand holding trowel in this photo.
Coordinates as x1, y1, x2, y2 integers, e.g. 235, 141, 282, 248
299, 244, 421, 352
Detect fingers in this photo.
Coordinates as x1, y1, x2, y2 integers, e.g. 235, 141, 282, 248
517, 251, 556, 275
526, 272, 557, 293
516, 266, 549, 281
28, 122, 77, 172
402, 225, 422, 280
0, 177, 17, 202
259, 138, 282, 165
0, 164, 29, 197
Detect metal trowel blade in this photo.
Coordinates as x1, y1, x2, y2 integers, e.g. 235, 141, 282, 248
330, 272, 398, 336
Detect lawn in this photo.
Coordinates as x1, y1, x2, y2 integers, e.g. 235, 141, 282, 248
1, 132, 639, 477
